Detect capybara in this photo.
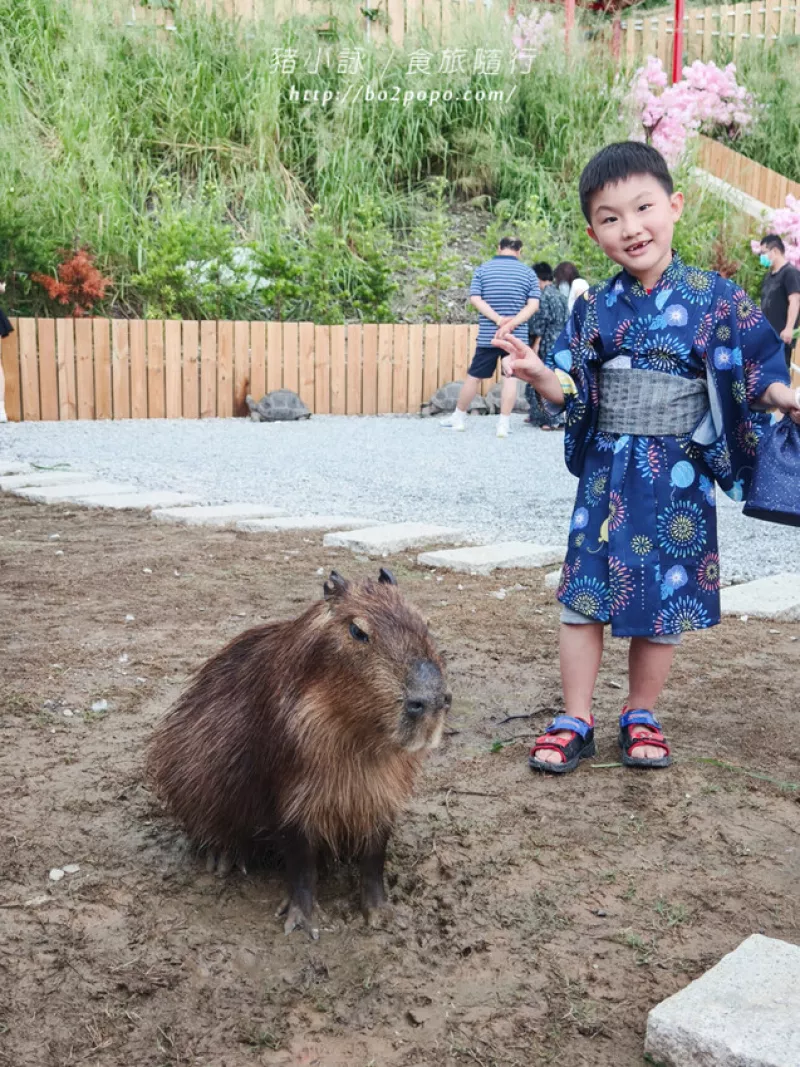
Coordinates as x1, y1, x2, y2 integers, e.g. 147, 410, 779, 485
146, 568, 450, 938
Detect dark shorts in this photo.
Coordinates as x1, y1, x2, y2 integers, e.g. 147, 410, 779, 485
467, 345, 506, 379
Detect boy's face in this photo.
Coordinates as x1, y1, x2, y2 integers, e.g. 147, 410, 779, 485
586, 174, 684, 282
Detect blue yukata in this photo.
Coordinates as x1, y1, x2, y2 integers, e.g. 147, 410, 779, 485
550, 252, 789, 637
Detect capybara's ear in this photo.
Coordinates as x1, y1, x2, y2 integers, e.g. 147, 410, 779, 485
323, 570, 349, 600
378, 568, 397, 586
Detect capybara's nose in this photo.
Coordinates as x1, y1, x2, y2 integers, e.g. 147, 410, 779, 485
405, 660, 447, 718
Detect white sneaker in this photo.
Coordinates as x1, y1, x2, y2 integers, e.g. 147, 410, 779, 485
441, 411, 467, 431
0, 409, 7, 423
496, 416, 511, 438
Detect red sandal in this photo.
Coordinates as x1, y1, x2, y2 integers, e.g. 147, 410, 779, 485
529, 715, 595, 775
618, 708, 672, 769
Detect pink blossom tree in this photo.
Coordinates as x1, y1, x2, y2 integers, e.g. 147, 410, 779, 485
629, 57, 756, 166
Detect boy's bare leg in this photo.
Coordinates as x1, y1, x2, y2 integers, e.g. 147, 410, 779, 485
455, 376, 481, 413
624, 638, 676, 760
500, 373, 519, 416
532, 622, 603, 765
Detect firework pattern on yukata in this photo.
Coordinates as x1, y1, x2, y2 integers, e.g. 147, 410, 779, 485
550, 253, 789, 637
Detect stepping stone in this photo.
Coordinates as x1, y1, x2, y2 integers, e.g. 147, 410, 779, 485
14, 481, 139, 503
720, 572, 800, 621
73, 491, 201, 510
153, 504, 287, 527
0, 471, 92, 491
238, 516, 379, 533
0, 461, 33, 476
417, 541, 565, 576
645, 934, 800, 1067
544, 568, 563, 590
324, 523, 469, 556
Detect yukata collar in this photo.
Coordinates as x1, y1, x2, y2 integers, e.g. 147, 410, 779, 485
616, 250, 686, 300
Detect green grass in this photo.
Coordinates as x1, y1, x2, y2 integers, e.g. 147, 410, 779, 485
0, 0, 795, 319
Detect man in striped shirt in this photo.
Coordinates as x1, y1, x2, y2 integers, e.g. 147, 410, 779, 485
442, 237, 540, 438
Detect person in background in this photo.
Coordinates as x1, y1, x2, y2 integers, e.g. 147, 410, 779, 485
0, 281, 13, 424
759, 234, 800, 372
441, 237, 539, 438
525, 262, 569, 430
554, 261, 590, 314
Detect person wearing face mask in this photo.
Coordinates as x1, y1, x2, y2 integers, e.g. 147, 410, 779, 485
0, 281, 13, 423
759, 235, 800, 372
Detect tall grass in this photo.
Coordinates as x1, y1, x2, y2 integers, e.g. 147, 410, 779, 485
0, 0, 792, 317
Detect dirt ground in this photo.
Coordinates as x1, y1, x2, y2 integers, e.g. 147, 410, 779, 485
1, 495, 799, 1067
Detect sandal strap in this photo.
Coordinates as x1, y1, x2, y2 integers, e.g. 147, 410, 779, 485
620, 708, 663, 732
622, 733, 671, 757
544, 715, 593, 739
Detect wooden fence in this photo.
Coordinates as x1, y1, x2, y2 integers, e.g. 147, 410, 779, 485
620, 0, 800, 66
118, 0, 497, 46
0, 318, 493, 422
697, 136, 800, 211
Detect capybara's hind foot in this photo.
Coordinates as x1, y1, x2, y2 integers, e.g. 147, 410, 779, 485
277, 897, 320, 941
204, 849, 246, 878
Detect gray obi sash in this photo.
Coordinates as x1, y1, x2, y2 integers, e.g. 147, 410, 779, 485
597, 367, 709, 437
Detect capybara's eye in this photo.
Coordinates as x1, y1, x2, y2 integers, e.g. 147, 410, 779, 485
349, 622, 370, 643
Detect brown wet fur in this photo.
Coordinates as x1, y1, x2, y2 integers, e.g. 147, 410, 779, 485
2, 496, 799, 1066
146, 575, 447, 861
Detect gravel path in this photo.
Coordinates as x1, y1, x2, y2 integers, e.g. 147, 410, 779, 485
2, 415, 798, 583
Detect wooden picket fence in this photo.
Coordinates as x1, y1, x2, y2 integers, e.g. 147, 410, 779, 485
620, 0, 800, 66
117, 0, 497, 46
0, 318, 495, 422
697, 135, 800, 211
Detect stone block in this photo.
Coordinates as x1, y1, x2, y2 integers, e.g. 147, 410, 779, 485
0, 461, 33, 476
73, 491, 200, 510
14, 481, 139, 503
238, 515, 379, 533
645, 934, 800, 1067
324, 523, 469, 556
720, 572, 800, 621
0, 471, 93, 491
152, 504, 287, 527
417, 541, 565, 576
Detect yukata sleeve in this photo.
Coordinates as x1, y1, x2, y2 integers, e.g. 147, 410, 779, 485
547, 289, 601, 477
703, 278, 790, 500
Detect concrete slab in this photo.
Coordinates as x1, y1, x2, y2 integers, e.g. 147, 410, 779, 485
0, 461, 33, 476
238, 516, 379, 533
73, 491, 200, 510
544, 569, 563, 590
645, 934, 800, 1067
153, 504, 287, 527
14, 481, 139, 504
324, 523, 469, 556
720, 572, 800, 621
0, 471, 93, 491
417, 541, 565, 576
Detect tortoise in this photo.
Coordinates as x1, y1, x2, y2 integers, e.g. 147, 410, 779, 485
484, 378, 529, 416
245, 390, 312, 422
420, 381, 489, 417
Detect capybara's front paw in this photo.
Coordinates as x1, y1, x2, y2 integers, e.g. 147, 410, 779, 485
277, 897, 320, 940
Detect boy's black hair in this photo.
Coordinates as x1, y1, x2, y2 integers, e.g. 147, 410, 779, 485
579, 142, 674, 223
533, 261, 553, 282
760, 233, 785, 254
498, 236, 523, 251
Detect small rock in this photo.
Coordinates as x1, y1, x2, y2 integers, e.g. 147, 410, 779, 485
316, 567, 325, 576
607, 681, 623, 690
768, 629, 780, 635
740, 614, 749, 622
49, 869, 65, 882
143, 567, 152, 574
173, 570, 180, 577
125, 614, 135, 623
135, 676, 147, 684
791, 636, 798, 642
62, 709, 74, 718
54, 550, 64, 556
490, 589, 507, 600
436, 576, 444, 583
457, 584, 464, 590
592, 909, 607, 917
118, 653, 129, 664
48, 533, 60, 540
62, 864, 80, 874
91, 699, 109, 713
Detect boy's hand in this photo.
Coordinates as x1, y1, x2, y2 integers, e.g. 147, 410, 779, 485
493, 333, 544, 385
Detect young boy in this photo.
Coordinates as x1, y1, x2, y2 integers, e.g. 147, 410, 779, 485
493, 142, 800, 773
